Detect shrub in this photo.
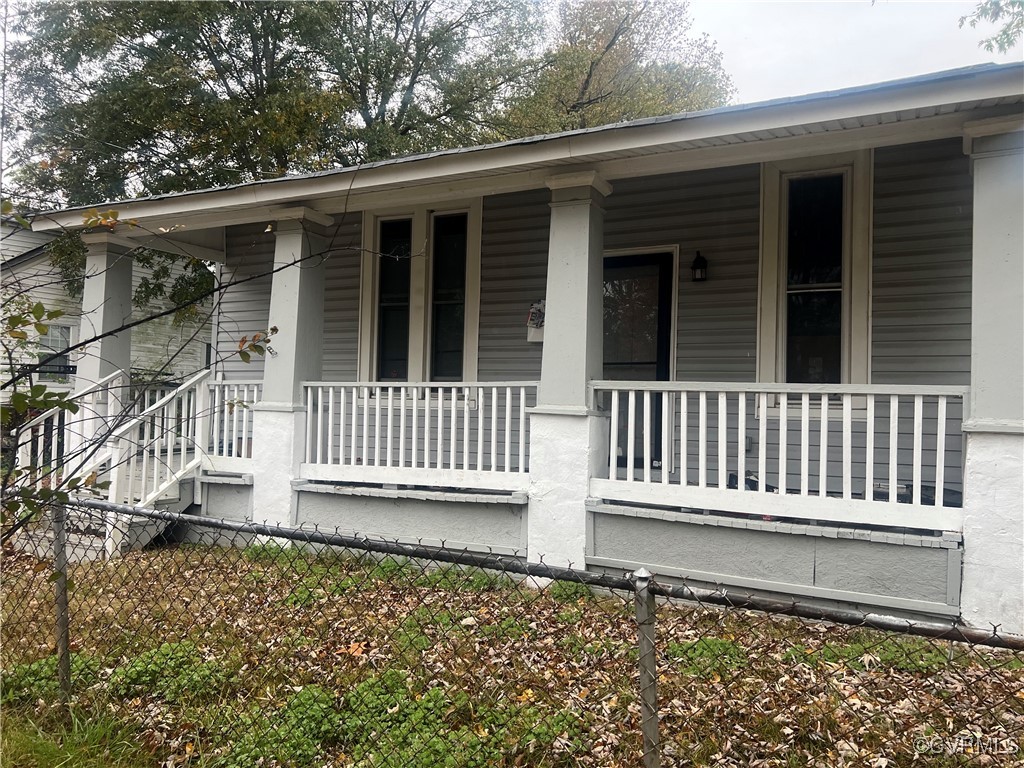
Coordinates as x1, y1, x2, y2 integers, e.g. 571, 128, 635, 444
1, 654, 99, 704
108, 641, 227, 702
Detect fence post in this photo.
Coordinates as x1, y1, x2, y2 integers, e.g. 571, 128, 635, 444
632, 567, 661, 768
51, 506, 72, 704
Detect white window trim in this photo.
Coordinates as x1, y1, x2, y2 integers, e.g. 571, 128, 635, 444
357, 199, 482, 383
757, 150, 872, 386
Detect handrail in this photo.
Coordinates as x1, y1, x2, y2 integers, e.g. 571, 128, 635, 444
19, 371, 124, 430
110, 369, 211, 440
590, 380, 967, 397
302, 380, 539, 388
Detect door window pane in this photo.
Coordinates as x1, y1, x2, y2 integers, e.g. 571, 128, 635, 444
604, 264, 661, 381
430, 213, 467, 380
377, 219, 412, 380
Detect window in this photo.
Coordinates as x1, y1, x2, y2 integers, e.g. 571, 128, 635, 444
430, 213, 467, 380
757, 151, 871, 385
36, 324, 73, 379
377, 219, 412, 380
358, 201, 481, 382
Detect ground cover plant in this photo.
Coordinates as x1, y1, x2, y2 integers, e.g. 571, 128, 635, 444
2, 535, 1022, 767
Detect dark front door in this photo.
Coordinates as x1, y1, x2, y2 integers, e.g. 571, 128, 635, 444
604, 253, 673, 468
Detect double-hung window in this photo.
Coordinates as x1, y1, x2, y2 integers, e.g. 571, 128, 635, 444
359, 202, 480, 383
758, 151, 871, 385
36, 324, 73, 379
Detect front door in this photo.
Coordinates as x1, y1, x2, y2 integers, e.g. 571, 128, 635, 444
603, 253, 673, 468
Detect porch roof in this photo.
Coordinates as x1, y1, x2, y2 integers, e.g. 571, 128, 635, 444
33, 62, 1024, 232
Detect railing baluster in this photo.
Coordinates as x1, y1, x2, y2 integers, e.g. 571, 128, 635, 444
518, 388, 527, 473
912, 394, 923, 506
231, 384, 241, 458
476, 387, 485, 472
490, 387, 498, 472
800, 394, 810, 496
865, 395, 875, 502
463, 388, 471, 471
680, 391, 688, 486
504, 386, 512, 473
935, 396, 947, 508
361, 386, 369, 467
425, 387, 434, 469
889, 395, 899, 504
450, 387, 458, 470
386, 387, 394, 468
212, 385, 222, 457
411, 386, 418, 469
698, 392, 707, 488
373, 386, 382, 467
757, 393, 767, 492
819, 395, 828, 497
315, 385, 324, 465
626, 390, 637, 482
737, 393, 746, 490
338, 387, 347, 465
642, 390, 652, 484
327, 387, 335, 465
717, 392, 727, 490
842, 394, 852, 500
661, 391, 670, 485
609, 390, 620, 480
399, 387, 407, 469
778, 394, 787, 495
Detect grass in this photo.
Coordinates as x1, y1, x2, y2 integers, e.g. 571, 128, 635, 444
2, 543, 1022, 768
0, 709, 152, 768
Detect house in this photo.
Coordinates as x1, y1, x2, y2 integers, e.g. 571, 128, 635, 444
28, 63, 1024, 634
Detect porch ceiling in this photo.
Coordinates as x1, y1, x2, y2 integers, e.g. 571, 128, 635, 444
32, 63, 1024, 234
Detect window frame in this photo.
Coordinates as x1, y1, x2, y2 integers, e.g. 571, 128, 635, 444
757, 151, 872, 386
35, 323, 74, 380
358, 199, 481, 383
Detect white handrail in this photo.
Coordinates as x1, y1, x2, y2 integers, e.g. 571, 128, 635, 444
19, 371, 123, 430
110, 369, 211, 440
591, 380, 968, 397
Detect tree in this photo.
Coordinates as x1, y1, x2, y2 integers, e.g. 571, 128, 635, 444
4, 0, 542, 207
497, 0, 732, 137
961, 0, 1024, 53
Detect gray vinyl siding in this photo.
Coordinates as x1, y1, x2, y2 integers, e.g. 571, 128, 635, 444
872, 139, 973, 386
604, 164, 761, 382
321, 214, 362, 382
216, 224, 275, 380
478, 189, 550, 381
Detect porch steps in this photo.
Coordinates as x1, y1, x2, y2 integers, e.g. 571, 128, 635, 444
293, 480, 528, 506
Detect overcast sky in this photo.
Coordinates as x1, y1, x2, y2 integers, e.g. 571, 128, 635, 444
688, 0, 1023, 105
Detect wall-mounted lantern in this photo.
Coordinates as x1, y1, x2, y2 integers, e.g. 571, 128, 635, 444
691, 251, 708, 282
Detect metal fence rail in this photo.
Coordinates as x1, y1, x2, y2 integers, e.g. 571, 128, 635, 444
3, 501, 1022, 767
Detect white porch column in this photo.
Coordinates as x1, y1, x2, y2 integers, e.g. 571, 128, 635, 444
251, 217, 327, 526
960, 119, 1024, 635
527, 173, 611, 567
76, 233, 134, 431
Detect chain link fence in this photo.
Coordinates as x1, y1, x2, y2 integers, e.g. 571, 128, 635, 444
3, 501, 1022, 767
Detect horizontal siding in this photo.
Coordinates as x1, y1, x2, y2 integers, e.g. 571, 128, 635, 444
606, 165, 761, 382
321, 214, 362, 381
216, 224, 275, 380
478, 189, 550, 381
872, 139, 973, 386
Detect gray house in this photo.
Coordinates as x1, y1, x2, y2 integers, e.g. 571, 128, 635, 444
31, 63, 1024, 634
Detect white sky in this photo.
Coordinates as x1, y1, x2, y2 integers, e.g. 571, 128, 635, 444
688, 0, 1023, 105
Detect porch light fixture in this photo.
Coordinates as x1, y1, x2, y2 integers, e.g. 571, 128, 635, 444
691, 251, 708, 282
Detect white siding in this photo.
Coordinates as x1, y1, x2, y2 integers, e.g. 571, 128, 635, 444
872, 139, 973, 386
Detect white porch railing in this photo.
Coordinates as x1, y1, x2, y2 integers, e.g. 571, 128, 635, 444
302, 382, 537, 491
206, 380, 262, 469
16, 371, 123, 493
590, 381, 966, 531
108, 369, 211, 509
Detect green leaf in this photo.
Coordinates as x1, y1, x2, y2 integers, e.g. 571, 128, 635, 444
238, 349, 251, 364
34, 323, 50, 335
8, 329, 28, 340
31, 303, 46, 321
